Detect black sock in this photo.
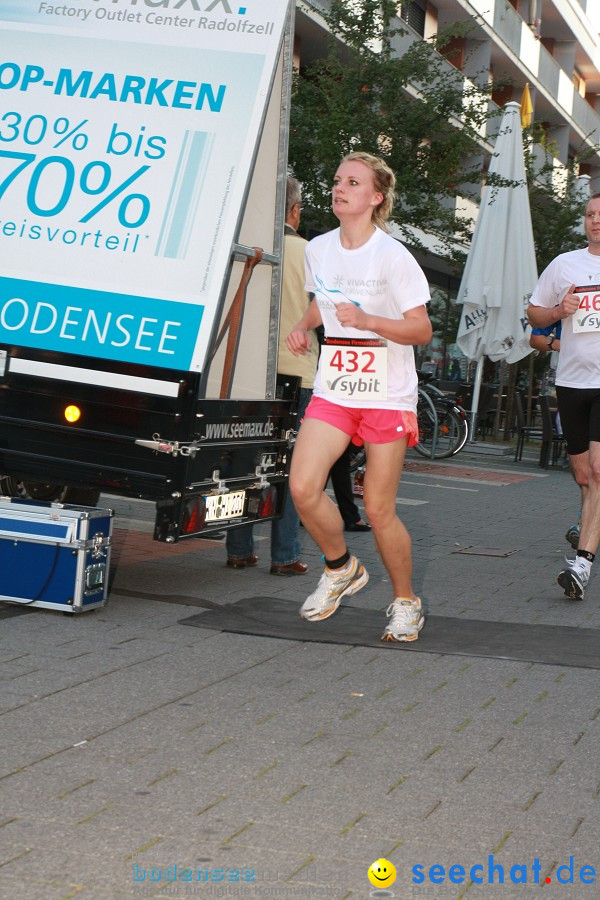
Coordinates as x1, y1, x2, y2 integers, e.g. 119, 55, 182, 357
577, 550, 595, 564
325, 550, 350, 569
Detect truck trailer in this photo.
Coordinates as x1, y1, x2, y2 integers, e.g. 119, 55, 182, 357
0, 0, 298, 542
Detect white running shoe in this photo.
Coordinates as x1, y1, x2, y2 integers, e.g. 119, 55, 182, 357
299, 556, 369, 621
557, 560, 589, 601
382, 597, 425, 642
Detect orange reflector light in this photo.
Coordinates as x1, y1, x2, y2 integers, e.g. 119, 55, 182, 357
64, 405, 81, 423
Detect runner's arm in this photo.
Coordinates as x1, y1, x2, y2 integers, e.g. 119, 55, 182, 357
528, 285, 578, 327
529, 332, 560, 352
285, 298, 322, 355
335, 302, 432, 346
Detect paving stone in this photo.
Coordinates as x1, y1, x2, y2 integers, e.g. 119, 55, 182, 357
1, 451, 600, 897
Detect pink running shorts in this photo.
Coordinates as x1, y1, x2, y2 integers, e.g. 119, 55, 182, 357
303, 396, 419, 447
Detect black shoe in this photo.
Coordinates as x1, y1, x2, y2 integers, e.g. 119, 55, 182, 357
345, 520, 371, 532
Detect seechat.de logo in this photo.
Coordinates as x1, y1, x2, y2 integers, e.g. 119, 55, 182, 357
411, 855, 596, 887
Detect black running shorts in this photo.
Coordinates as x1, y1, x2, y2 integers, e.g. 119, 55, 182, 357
556, 386, 600, 455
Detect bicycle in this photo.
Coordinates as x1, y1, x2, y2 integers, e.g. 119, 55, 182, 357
348, 378, 468, 471
414, 373, 469, 459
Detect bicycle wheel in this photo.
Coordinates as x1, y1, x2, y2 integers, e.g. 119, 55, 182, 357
414, 389, 438, 458
415, 398, 467, 459
348, 445, 366, 472
440, 404, 469, 457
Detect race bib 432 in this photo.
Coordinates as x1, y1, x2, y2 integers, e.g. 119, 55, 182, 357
320, 336, 387, 401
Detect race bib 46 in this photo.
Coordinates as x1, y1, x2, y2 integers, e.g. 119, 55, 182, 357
572, 286, 600, 333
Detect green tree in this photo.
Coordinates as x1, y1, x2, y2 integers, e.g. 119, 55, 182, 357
524, 126, 592, 273
428, 286, 462, 346
289, 0, 502, 261
289, 0, 598, 393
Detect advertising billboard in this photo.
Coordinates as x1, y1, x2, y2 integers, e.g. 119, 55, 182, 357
0, 0, 289, 371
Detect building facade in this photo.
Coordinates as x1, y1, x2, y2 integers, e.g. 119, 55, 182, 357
292, 0, 600, 372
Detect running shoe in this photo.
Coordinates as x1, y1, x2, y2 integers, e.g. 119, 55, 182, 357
557, 561, 589, 601
565, 523, 580, 551
382, 597, 426, 642
299, 556, 368, 621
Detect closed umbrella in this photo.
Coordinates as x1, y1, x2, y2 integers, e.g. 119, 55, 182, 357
456, 101, 538, 439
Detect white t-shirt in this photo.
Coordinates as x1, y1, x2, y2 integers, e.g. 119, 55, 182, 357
304, 227, 430, 411
529, 247, 600, 388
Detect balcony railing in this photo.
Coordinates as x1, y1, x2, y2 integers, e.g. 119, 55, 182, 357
465, 0, 600, 147
297, 0, 593, 194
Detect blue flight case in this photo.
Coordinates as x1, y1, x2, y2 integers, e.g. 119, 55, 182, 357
0, 498, 113, 613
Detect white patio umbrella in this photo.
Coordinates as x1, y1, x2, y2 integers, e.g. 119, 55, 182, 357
456, 101, 538, 439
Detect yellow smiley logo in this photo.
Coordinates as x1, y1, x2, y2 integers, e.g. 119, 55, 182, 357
368, 858, 396, 888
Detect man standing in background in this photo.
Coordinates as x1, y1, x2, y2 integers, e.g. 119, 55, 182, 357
226, 177, 369, 572
225, 177, 314, 574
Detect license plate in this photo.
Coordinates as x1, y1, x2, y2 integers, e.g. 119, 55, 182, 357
205, 490, 246, 522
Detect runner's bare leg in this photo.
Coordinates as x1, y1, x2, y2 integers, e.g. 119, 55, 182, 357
290, 418, 351, 560
362, 438, 414, 599
572, 443, 600, 555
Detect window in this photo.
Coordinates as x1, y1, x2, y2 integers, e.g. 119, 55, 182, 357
399, 0, 426, 37
573, 71, 585, 98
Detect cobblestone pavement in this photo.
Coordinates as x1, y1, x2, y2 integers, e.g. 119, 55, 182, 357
0, 444, 598, 900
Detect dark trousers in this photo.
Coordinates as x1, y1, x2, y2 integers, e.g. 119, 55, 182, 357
329, 444, 361, 526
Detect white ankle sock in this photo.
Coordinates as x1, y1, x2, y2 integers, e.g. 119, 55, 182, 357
574, 558, 592, 576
